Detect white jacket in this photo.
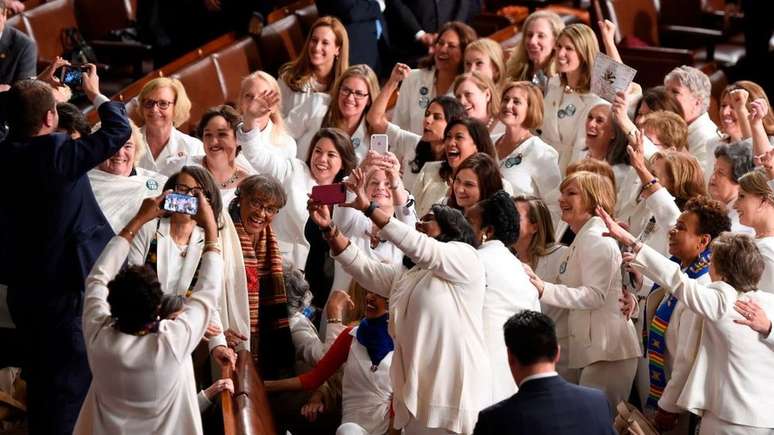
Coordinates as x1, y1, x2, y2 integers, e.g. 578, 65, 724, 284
392, 67, 443, 136
136, 126, 204, 177
687, 112, 719, 172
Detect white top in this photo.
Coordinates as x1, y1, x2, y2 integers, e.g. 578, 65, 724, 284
756, 237, 774, 293
541, 216, 641, 368
335, 218, 490, 434
687, 112, 720, 172
341, 327, 393, 435
385, 122, 422, 190
540, 76, 605, 174
183, 155, 256, 210
73, 237, 222, 435
237, 124, 316, 269
288, 312, 345, 374
243, 118, 298, 160
88, 167, 167, 233
136, 126, 205, 177
278, 76, 329, 118
626, 188, 681, 263
478, 240, 541, 405
631, 244, 774, 428
612, 164, 641, 221
392, 67, 446, 136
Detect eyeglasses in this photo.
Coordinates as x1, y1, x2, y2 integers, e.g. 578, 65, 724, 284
174, 184, 204, 197
245, 197, 280, 216
142, 99, 175, 110
340, 86, 369, 100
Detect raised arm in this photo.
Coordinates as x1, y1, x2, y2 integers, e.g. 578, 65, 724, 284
750, 98, 773, 157
367, 63, 412, 134
82, 236, 133, 343
237, 126, 297, 183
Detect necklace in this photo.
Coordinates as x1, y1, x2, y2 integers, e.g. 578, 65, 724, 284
203, 157, 241, 188
174, 242, 189, 258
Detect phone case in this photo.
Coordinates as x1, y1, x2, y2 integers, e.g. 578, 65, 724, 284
163, 193, 199, 215
311, 184, 347, 205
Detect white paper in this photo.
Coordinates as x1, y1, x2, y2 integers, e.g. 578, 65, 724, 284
590, 53, 637, 103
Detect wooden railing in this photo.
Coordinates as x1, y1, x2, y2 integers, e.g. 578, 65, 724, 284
222, 350, 277, 435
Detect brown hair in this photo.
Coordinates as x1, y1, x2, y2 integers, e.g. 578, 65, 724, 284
134, 77, 192, 128
655, 151, 707, 209
418, 21, 477, 72
439, 117, 497, 182
635, 85, 685, 120
447, 153, 504, 210
639, 110, 689, 151
711, 233, 765, 292
513, 195, 558, 268
452, 71, 500, 122
465, 38, 506, 86
321, 64, 380, 132
233, 173, 287, 211
196, 104, 241, 139
6, 79, 56, 139
305, 127, 358, 182
278, 16, 349, 93
566, 158, 617, 192
738, 169, 774, 206
720, 80, 774, 136
557, 24, 598, 93
505, 10, 565, 81
560, 170, 616, 216
500, 81, 544, 129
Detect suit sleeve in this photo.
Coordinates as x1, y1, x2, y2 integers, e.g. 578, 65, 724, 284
52, 101, 131, 180
317, 0, 380, 23
453, 0, 469, 23
387, 0, 422, 35
472, 411, 491, 435
14, 36, 37, 81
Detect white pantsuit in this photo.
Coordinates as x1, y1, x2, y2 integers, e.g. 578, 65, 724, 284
136, 126, 204, 177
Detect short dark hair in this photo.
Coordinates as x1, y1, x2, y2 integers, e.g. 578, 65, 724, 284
196, 104, 242, 140
159, 294, 185, 319
305, 127, 358, 182
714, 141, 754, 183
448, 153, 504, 210
57, 102, 91, 138
635, 85, 685, 119
107, 265, 163, 334
711, 233, 765, 292
683, 196, 731, 240
6, 80, 57, 139
231, 173, 287, 215
431, 204, 478, 247
164, 166, 223, 223
504, 310, 558, 366
410, 96, 466, 174
439, 117, 497, 181
478, 190, 519, 245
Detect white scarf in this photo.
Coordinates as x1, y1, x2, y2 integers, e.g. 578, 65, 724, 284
87, 168, 167, 233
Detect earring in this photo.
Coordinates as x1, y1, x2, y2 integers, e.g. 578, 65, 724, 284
482, 233, 488, 243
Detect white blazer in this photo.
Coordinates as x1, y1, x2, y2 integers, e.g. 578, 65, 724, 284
392, 67, 444, 136
541, 216, 642, 368
237, 125, 315, 269
136, 126, 205, 177
385, 122, 422, 190
335, 219, 490, 434
74, 237, 222, 435
540, 76, 605, 174
687, 112, 720, 172
478, 240, 541, 405
631, 244, 774, 428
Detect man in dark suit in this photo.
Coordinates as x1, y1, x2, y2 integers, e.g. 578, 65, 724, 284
474, 311, 616, 435
0, 67, 131, 434
0, 0, 36, 88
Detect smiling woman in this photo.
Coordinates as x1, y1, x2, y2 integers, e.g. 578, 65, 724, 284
505, 10, 565, 88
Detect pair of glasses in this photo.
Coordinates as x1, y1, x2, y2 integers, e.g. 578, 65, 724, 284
174, 184, 204, 197
246, 197, 279, 216
340, 86, 369, 100
557, 104, 577, 119
142, 99, 175, 110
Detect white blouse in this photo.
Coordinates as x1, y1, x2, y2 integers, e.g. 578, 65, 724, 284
136, 126, 205, 177
278, 76, 329, 118
687, 112, 720, 172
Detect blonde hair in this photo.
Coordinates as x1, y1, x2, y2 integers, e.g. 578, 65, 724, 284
452, 71, 500, 122
279, 16, 350, 93
655, 151, 707, 208
639, 110, 688, 151
738, 169, 774, 205
240, 71, 289, 143
465, 38, 506, 87
321, 64, 380, 130
566, 158, 617, 192
720, 80, 774, 136
93, 119, 146, 168
557, 24, 599, 92
513, 195, 557, 268
134, 77, 192, 128
506, 11, 564, 81
560, 170, 616, 216
500, 81, 544, 129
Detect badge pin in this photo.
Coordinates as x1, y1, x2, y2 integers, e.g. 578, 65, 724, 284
419, 86, 429, 96
504, 154, 523, 168
352, 137, 361, 148
418, 96, 430, 109
146, 179, 159, 190
559, 260, 567, 274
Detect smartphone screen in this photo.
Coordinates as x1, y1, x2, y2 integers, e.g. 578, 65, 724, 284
61, 67, 83, 88
162, 193, 199, 215
311, 183, 347, 205
370, 134, 389, 154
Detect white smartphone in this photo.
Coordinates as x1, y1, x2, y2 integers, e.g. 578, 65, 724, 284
370, 134, 389, 154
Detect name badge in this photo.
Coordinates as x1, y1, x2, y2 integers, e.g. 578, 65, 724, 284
352, 137, 361, 148
504, 154, 523, 168
146, 179, 159, 190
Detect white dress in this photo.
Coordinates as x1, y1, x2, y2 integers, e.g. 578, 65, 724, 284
73, 237, 222, 435
136, 126, 205, 177
392, 67, 438, 136
88, 167, 168, 233
478, 240, 541, 405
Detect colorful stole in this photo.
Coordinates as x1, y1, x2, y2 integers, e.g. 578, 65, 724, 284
645, 248, 710, 409
233, 217, 296, 380
144, 221, 201, 297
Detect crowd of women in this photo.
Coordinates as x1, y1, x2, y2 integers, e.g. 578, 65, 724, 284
51, 9, 774, 435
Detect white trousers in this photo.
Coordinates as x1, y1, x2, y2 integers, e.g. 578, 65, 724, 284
337, 422, 369, 435
578, 358, 639, 412
403, 417, 460, 434
699, 412, 774, 435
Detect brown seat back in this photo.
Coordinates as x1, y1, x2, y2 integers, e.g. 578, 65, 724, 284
604, 0, 660, 46
293, 3, 319, 34
259, 14, 305, 76
21, 0, 78, 65
170, 57, 227, 135
213, 37, 263, 105
73, 0, 134, 40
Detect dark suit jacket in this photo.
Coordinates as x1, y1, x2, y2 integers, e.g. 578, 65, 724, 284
316, 0, 389, 71
0, 26, 37, 84
473, 375, 617, 435
0, 101, 131, 323
386, 0, 469, 56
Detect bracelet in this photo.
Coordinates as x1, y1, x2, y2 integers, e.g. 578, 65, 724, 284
327, 318, 342, 324
390, 182, 402, 190
642, 178, 658, 191
364, 201, 378, 218
204, 241, 221, 250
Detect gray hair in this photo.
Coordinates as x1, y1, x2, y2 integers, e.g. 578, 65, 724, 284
711, 232, 764, 292
230, 173, 287, 212
714, 140, 754, 183
664, 66, 711, 114
283, 262, 312, 314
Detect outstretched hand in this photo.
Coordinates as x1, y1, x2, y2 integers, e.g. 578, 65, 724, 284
343, 168, 370, 211
597, 206, 637, 246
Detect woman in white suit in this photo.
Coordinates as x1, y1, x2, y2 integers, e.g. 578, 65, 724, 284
603, 219, 774, 435
523, 170, 641, 408
74, 191, 224, 435
465, 190, 540, 405
540, 24, 605, 174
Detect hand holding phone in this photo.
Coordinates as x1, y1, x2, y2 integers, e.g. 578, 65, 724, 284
311, 183, 347, 205
370, 134, 389, 155
162, 192, 199, 215
60, 65, 86, 89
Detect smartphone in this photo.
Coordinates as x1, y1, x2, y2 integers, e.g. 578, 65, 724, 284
311, 183, 347, 205
162, 192, 199, 216
370, 134, 389, 155
60, 66, 85, 89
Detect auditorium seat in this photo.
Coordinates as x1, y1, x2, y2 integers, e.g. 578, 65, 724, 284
72, 0, 134, 41
212, 37, 263, 105
293, 3, 318, 34
19, 0, 78, 68
258, 14, 305, 76
170, 57, 227, 134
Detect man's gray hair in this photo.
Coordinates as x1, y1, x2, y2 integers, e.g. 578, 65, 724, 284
665, 65, 711, 114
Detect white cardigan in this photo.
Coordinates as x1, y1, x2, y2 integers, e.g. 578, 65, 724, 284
541, 216, 642, 368
630, 244, 774, 428
756, 237, 774, 293
478, 240, 541, 405
136, 126, 205, 177
74, 237, 222, 435
335, 218, 490, 434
